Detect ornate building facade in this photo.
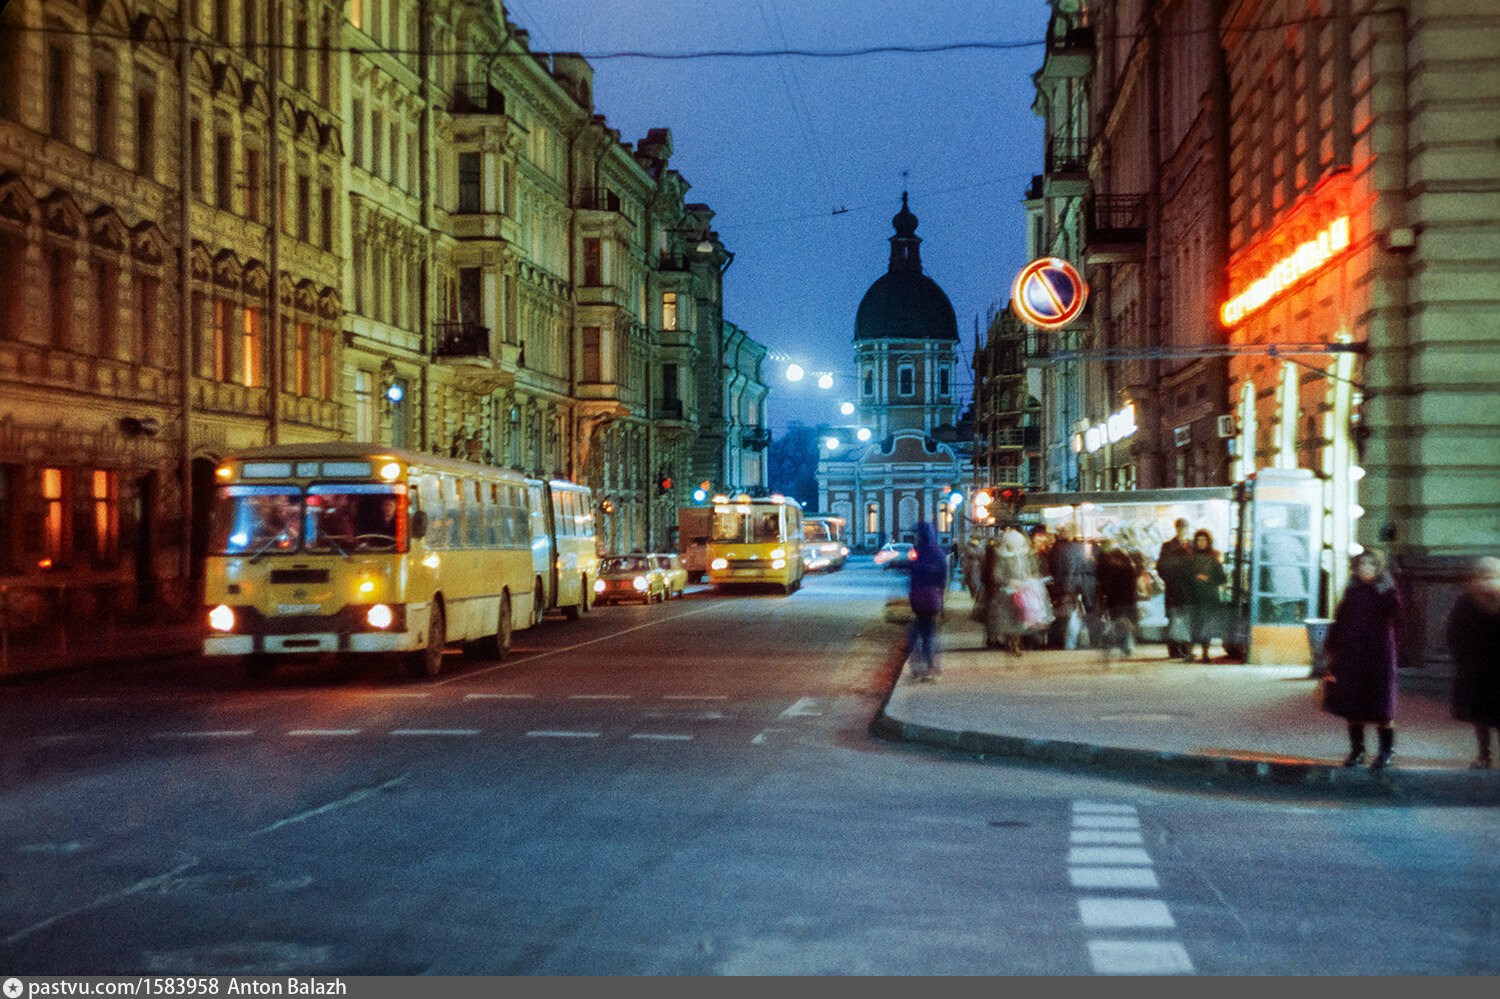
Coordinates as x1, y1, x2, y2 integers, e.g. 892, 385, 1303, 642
0, 0, 767, 624
818, 196, 965, 550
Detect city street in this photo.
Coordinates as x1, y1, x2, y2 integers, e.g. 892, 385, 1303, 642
2, 562, 1498, 975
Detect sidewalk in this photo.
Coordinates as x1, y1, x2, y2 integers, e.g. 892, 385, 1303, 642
0, 617, 203, 681
874, 588, 1500, 805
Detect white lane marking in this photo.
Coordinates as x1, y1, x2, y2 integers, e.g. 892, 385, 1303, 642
664, 695, 728, 700
389, 729, 481, 736
287, 729, 361, 737
525, 730, 600, 738
1071, 830, 1146, 845
1073, 802, 1139, 814
1069, 847, 1154, 866
363, 691, 431, 698
252, 775, 408, 838
780, 697, 821, 717
3, 857, 199, 946
569, 694, 631, 700
1069, 867, 1161, 890
630, 733, 693, 741
152, 730, 255, 739
436, 603, 720, 685
642, 710, 725, 720
1088, 941, 1195, 975
465, 693, 534, 699
751, 726, 791, 745
1078, 898, 1176, 928
1073, 815, 1142, 829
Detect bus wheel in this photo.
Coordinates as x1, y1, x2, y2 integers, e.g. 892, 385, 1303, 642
532, 583, 546, 627
408, 603, 446, 677
245, 653, 277, 682
479, 592, 512, 661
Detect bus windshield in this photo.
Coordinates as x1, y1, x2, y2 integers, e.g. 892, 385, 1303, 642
305, 486, 406, 553
712, 507, 782, 543
803, 521, 831, 543
210, 486, 304, 556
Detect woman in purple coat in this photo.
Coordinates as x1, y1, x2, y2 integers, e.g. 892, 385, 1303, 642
1323, 549, 1403, 769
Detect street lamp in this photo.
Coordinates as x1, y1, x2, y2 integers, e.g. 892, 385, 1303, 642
786, 363, 805, 382
825, 437, 841, 451
840, 402, 855, 416
817, 373, 834, 390
856, 427, 872, 442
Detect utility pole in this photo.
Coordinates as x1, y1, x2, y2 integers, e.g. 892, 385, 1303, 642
176, 1, 193, 587
267, 2, 282, 445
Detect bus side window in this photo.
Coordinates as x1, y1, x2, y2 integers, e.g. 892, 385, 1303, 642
425, 481, 445, 550
579, 490, 594, 538
485, 484, 501, 547
466, 480, 484, 547
560, 491, 576, 539
529, 484, 547, 546
446, 477, 462, 548
512, 485, 529, 547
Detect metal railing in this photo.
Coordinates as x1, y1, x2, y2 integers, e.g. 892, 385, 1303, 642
578, 186, 621, 212
433, 321, 491, 360
452, 82, 505, 115
1046, 136, 1088, 175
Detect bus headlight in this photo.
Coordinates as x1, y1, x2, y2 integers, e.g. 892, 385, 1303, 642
208, 604, 236, 632
632, 576, 649, 591
772, 559, 786, 569
358, 580, 376, 595
770, 548, 785, 559
711, 558, 728, 570
366, 604, 394, 629
594, 578, 606, 593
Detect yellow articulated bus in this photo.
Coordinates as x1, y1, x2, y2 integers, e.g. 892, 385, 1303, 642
706, 493, 805, 594
203, 443, 596, 679
802, 515, 848, 572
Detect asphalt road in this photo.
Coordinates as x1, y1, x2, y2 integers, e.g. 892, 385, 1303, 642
1, 562, 1497, 975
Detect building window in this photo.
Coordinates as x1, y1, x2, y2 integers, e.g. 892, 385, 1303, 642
582, 238, 601, 286
214, 0, 232, 44
457, 151, 481, 212
939, 366, 951, 396
133, 273, 158, 366
863, 368, 873, 397
216, 133, 234, 210
243, 1, 258, 60
134, 87, 155, 179
319, 328, 335, 398
47, 44, 69, 142
662, 292, 678, 331
242, 306, 262, 386
390, 378, 410, 448
278, 162, 287, 232
321, 186, 334, 248
212, 298, 231, 381
898, 363, 915, 396
189, 117, 203, 199
865, 501, 879, 536
93, 69, 116, 161
88, 469, 118, 566
41, 467, 67, 568
371, 110, 384, 176
293, 16, 309, 91
582, 325, 602, 382
93, 257, 118, 358
388, 119, 399, 185
348, 0, 363, 30
354, 370, 375, 439
351, 99, 364, 167
937, 503, 951, 534
295, 321, 311, 395
244, 148, 261, 222
48, 247, 73, 350
296, 173, 310, 242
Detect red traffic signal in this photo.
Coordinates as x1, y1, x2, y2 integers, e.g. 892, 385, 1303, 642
999, 487, 1026, 508
657, 475, 673, 493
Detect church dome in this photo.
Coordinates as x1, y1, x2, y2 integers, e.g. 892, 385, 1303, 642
854, 194, 959, 342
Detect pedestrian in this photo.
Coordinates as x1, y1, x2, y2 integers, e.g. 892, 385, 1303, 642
1444, 555, 1500, 769
1184, 529, 1227, 662
905, 521, 948, 682
962, 538, 984, 601
1323, 549, 1403, 769
982, 525, 1046, 656
1094, 538, 1139, 658
1157, 518, 1194, 659
1049, 526, 1094, 649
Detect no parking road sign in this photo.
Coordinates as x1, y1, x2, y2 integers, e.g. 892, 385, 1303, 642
1012, 257, 1088, 329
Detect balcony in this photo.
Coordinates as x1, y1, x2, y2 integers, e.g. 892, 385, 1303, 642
451, 83, 505, 115
432, 321, 490, 362
1038, 24, 1093, 79
1043, 136, 1089, 198
742, 426, 772, 452
577, 186, 622, 213
1084, 194, 1147, 264
653, 399, 687, 422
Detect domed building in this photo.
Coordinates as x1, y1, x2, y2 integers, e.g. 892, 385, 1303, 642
817, 195, 966, 550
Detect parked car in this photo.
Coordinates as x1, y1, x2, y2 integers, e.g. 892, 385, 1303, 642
651, 553, 689, 598
594, 554, 668, 604
873, 541, 917, 569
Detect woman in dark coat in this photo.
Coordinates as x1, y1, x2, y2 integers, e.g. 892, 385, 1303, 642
1185, 529, 1228, 662
1323, 549, 1403, 769
905, 521, 949, 682
1445, 556, 1500, 768
1093, 540, 1139, 658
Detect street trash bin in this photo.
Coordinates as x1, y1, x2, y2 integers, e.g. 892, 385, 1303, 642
1305, 618, 1332, 678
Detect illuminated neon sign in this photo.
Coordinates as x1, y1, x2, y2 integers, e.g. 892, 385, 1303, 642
1075, 403, 1137, 454
1220, 216, 1350, 327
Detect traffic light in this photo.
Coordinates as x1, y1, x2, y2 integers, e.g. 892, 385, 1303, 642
972, 489, 993, 524
998, 487, 1026, 511
657, 472, 673, 494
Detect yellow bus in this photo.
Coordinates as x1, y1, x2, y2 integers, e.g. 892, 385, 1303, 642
524, 477, 600, 623
203, 443, 595, 678
706, 493, 806, 594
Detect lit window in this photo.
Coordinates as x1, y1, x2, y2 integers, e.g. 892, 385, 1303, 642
42, 467, 65, 566
242, 307, 262, 386
91, 470, 117, 564
662, 292, 678, 331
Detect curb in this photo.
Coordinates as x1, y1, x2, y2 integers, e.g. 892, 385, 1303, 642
871, 711, 1500, 805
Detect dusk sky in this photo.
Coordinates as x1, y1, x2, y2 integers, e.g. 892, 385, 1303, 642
510, 0, 1051, 433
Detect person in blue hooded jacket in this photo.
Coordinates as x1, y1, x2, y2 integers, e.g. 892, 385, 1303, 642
906, 521, 949, 681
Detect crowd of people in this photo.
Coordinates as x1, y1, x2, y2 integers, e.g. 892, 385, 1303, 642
952, 516, 1231, 662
